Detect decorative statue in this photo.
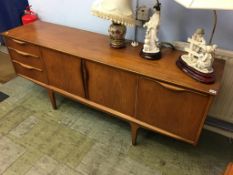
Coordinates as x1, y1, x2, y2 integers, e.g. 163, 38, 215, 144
140, 2, 161, 60
181, 28, 205, 66
143, 13, 160, 53
196, 45, 217, 73
176, 28, 217, 84
188, 28, 206, 62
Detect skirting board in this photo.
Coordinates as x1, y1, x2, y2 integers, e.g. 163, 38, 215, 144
204, 125, 233, 139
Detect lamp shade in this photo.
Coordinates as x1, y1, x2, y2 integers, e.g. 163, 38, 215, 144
91, 0, 135, 26
174, 0, 233, 10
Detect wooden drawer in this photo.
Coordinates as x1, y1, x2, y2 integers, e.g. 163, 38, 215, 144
8, 47, 43, 69
5, 38, 40, 56
137, 77, 210, 142
13, 61, 47, 84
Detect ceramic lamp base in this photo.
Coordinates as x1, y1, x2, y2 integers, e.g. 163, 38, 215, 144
110, 39, 126, 49
108, 22, 126, 49
176, 57, 215, 84
140, 50, 161, 60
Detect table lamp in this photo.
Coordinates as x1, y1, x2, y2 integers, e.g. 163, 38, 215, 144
174, 0, 233, 84
174, 0, 233, 43
91, 0, 135, 48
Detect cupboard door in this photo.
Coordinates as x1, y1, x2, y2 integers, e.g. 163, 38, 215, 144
137, 77, 211, 142
42, 49, 85, 97
86, 61, 137, 116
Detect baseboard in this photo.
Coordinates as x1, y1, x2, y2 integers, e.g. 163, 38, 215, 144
204, 125, 233, 139
205, 117, 233, 132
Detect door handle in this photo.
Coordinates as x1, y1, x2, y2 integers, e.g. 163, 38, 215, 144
156, 81, 186, 92
81, 60, 89, 99
12, 39, 26, 45
155, 80, 206, 96
8, 47, 39, 58
13, 60, 43, 72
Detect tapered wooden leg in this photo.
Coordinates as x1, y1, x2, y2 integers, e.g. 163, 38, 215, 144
130, 123, 140, 146
48, 89, 57, 110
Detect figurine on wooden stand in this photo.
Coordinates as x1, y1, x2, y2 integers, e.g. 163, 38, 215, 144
176, 28, 217, 84
140, 1, 161, 60
196, 45, 217, 72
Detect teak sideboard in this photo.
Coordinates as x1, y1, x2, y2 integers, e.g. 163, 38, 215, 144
2, 21, 225, 145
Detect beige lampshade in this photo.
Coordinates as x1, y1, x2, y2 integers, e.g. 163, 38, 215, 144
91, 0, 135, 26
174, 0, 233, 10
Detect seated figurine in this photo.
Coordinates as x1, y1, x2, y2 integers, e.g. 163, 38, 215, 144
176, 28, 218, 84
182, 28, 206, 66
195, 45, 217, 73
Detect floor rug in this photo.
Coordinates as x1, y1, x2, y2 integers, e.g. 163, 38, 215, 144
0, 91, 9, 102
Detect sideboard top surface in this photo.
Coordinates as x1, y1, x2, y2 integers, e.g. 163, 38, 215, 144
3, 21, 225, 95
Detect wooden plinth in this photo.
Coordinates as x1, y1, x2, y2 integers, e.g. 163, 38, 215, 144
176, 57, 215, 84
140, 50, 161, 60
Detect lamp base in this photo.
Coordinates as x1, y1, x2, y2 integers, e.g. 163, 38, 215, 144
110, 39, 126, 49
176, 57, 215, 84
108, 22, 126, 49
140, 50, 161, 60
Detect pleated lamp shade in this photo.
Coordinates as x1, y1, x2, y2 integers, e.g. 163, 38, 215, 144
174, 0, 233, 10
91, 0, 135, 26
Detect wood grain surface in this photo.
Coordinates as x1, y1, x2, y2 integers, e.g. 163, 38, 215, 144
2, 21, 226, 145
2, 21, 225, 96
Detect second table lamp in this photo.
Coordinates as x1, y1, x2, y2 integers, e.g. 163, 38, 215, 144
91, 0, 135, 48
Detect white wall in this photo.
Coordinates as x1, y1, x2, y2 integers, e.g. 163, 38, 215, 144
28, 0, 233, 50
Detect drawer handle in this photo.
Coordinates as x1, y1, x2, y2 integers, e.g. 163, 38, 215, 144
12, 39, 26, 45
13, 60, 43, 72
156, 81, 186, 92
8, 47, 39, 58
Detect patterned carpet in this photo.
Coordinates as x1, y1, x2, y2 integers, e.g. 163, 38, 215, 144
0, 77, 232, 175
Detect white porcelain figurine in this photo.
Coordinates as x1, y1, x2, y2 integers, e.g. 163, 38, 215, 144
181, 28, 217, 74
140, 2, 161, 60
196, 45, 217, 73
143, 8, 160, 54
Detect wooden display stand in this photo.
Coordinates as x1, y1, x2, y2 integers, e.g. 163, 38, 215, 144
176, 57, 216, 84
2, 21, 225, 145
